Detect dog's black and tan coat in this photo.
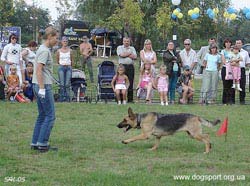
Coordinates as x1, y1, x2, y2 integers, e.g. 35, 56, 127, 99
117, 108, 220, 153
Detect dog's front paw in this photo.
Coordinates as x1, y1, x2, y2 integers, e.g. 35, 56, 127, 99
122, 140, 128, 144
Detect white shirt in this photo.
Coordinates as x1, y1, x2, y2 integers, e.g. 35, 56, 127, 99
117, 45, 137, 65
239, 49, 250, 68
59, 51, 71, 66
24, 47, 36, 64
1, 43, 22, 65
180, 48, 198, 67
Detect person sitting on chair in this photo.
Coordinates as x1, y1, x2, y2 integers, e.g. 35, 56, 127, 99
136, 62, 154, 104
176, 65, 194, 104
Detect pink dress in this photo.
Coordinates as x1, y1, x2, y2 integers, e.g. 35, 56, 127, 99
139, 73, 152, 89
157, 76, 168, 92
230, 53, 241, 81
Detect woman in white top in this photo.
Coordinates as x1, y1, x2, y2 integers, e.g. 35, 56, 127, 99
56, 36, 74, 102
21, 40, 37, 65
140, 39, 157, 76
1, 34, 24, 84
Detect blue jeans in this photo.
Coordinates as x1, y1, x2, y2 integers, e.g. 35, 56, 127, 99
168, 71, 178, 102
58, 65, 72, 102
31, 84, 56, 146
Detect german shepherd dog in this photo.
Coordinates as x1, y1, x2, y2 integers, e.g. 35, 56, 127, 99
117, 108, 220, 153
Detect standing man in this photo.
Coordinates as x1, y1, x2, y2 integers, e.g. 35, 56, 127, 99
117, 37, 137, 103
31, 26, 59, 152
80, 35, 94, 83
179, 39, 198, 73
196, 37, 217, 74
232, 39, 250, 104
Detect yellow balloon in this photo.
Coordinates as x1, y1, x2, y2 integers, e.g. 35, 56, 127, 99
177, 13, 183, 19
223, 12, 229, 18
173, 9, 179, 15
188, 10, 194, 16
193, 7, 200, 14
230, 13, 237, 20
213, 8, 219, 14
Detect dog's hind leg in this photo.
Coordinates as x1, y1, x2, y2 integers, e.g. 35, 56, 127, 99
192, 134, 211, 153
122, 133, 150, 144
150, 136, 161, 151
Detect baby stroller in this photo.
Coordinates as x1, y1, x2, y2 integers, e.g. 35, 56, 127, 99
71, 69, 87, 102
97, 61, 116, 102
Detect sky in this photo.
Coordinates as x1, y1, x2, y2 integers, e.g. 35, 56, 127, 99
25, 0, 250, 21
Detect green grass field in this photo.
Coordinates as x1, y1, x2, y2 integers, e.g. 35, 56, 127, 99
0, 102, 250, 186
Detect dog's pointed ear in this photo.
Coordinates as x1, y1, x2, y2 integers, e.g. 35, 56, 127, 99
128, 107, 136, 119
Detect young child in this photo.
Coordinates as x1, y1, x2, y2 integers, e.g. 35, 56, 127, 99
155, 64, 169, 106
230, 46, 243, 91
176, 65, 194, 104
23, 62, 34, 101
6, 64, 29, 102
136, 62, 154, 103
111, 64, 129, 105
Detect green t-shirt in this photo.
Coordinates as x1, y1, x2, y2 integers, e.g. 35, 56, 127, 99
32, 45, 53, 85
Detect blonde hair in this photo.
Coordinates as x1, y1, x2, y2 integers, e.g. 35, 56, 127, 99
143, 39, 153, 52
159, 64, 167, 74
140, 62, 152, 76
116, 64, 125, 75
41, 26, 58, 40
10, 64, 17, 70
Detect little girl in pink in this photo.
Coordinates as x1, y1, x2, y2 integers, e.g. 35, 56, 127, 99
111, 64, 130, 104
230, 46, 243, 91
136, 62, 154, 103
155, 64, 169, 105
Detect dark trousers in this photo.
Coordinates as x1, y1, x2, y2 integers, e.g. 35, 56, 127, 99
0, 82, 5, 100
221, 67, 233, 104
123, 64, 134, 102
232, 68, 246, 104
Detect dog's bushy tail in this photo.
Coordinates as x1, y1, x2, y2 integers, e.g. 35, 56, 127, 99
199, 117, 221, 128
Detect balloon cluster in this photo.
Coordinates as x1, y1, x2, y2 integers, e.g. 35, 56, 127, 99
223, 7, 237, 20
243, 7, 250, 20
206, 8, 219, 19
188, 7, 200, 20
171, 8, 183, 19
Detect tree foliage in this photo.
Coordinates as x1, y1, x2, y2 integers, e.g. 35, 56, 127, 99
64, 0, 250, 49
106, 0, 144, 37
8, 0, 50, 44
0, 0, 14, 26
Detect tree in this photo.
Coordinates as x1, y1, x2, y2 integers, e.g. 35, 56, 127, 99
76, 0, 118, 27
0, 0, 14, 26
106, 0, 144, 40
8, 0, 50, 44
156, 2, 173, 44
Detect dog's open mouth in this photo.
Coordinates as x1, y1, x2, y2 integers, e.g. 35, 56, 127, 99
123, 125, 131, 133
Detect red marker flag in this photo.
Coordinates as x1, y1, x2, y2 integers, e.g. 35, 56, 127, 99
217, 117, 228, 136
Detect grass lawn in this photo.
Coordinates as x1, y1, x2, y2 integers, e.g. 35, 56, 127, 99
0, 102, 250, 186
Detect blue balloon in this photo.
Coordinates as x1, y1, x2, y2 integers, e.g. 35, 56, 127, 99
206, 8, 213, 15
176, 8, 181, 12
191, 13, 199, 20
208, 12, 215, 19
246, 12, 250, 19
227, 7, 235, 14
171, 13, 177, 19
243, 7, 250, 15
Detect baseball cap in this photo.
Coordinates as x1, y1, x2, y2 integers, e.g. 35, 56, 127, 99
183, 65, 190, 71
